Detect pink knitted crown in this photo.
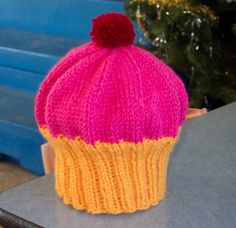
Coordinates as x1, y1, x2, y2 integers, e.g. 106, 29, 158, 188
35, 13, 188, 144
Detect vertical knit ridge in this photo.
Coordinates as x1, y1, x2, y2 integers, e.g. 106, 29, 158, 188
146, 141, 158, 202
75, 141, 96, 210
95, 147, 118, 212
55, 151, 63, 196
114, 143, 135, 211
129, 144, 141, 207
109, 144, 127, 210
63, 141, 85, 209
136, 141, 148, 207
151, 141, 164, 202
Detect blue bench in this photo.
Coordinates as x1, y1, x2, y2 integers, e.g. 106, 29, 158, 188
0, 0, 124, 175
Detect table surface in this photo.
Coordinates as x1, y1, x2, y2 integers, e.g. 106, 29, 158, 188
1, 102, 236, 228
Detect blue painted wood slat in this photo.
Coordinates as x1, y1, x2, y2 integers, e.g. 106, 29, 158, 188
0, 120, 45, 175
0, 0, 124, 39
0, 66, 44, 92
0, 0, 124, 175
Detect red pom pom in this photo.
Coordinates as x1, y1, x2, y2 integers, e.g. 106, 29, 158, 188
90, 13, 135, 48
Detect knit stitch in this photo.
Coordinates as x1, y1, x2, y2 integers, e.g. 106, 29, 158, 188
34, 12, 188, 214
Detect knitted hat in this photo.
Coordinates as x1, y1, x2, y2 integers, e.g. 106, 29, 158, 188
35, 13, 188, 214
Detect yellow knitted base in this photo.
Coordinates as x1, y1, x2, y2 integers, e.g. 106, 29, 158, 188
40, 127, 181, 214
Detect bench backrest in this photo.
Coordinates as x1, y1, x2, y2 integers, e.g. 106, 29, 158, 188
0, 0, 124, 39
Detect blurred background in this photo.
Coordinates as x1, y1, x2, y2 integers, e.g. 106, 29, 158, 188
0, 0, 235, 191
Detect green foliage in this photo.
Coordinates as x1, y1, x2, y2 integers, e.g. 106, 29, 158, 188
125, 0, 236, 107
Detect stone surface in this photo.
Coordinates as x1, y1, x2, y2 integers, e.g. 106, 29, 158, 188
0, 102, 236, 228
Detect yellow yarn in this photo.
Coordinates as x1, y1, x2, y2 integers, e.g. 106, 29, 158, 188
40, 127, 181, 214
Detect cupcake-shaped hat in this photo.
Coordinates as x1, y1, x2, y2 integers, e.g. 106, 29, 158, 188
35, 13, 188, 214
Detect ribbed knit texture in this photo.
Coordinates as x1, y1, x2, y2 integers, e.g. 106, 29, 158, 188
40, 127, 181, 214
35, 44, 188, 143
34, 13, 188, 214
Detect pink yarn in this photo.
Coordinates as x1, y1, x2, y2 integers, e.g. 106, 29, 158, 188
35, 43, 188, 144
